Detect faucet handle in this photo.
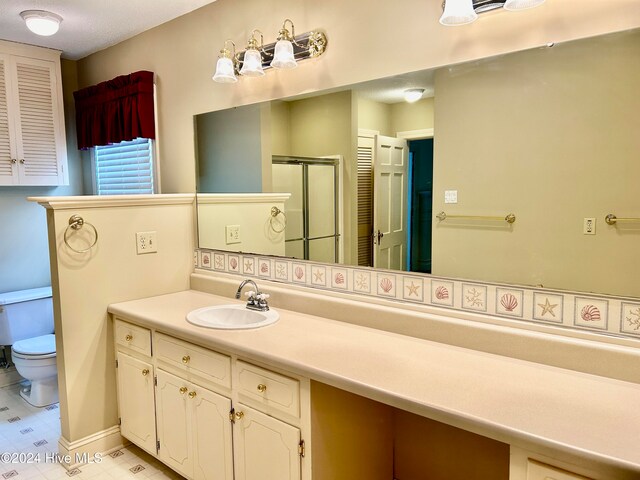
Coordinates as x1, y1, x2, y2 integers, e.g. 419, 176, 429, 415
256, 293, 270, 300
244, 290, 256, 298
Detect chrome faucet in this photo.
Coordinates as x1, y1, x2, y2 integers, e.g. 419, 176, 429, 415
235, 279, 270, 312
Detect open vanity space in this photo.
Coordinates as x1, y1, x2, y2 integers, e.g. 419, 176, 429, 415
108, 287, 640, 480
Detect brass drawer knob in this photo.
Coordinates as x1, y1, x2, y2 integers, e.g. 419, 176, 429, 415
179, 386, 188, 395
234, 410, 244, 421
182, 355, 191, 364
125, 334, 133, 342
257, 384, 267, 393
141, 369, 149, 376
188, 391, 197, 399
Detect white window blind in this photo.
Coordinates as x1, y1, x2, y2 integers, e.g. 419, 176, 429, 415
94, 138, 155, 195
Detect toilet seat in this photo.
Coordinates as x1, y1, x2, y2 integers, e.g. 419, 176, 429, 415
12, 334, 56, 359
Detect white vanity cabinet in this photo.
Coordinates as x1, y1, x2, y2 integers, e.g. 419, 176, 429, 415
113, 318, 309, 480
0, 40, 68, 186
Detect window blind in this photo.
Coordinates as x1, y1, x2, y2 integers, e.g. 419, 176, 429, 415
94, 138, 154, 195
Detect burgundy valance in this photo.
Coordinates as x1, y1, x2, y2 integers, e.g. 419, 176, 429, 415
74, 71, 155, 150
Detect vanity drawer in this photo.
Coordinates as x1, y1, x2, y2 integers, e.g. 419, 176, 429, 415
115, 319, 151, 357
236, 361, 300, 418
155, 332, 231, 389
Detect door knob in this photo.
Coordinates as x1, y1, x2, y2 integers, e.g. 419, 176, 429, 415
257, 384, 267, 393
141, 369, 149, 376
125, 334, 133, 342
373, 230, 384, 244
234, 410, 244, 421
182, 355, 191, 364
188, 391, 197, 399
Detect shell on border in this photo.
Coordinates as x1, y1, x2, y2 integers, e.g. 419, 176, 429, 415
334, 272, 345, 285
294, 266, 304, 279
260, 263, 269, 273
202, 255, 210, 266
229, 258, 238, 269
500, 293, 518, 312
581, 305, 601, 322
380, 278, 393, 293
435, 286, 449, 300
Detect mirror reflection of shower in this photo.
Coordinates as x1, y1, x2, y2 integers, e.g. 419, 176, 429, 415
272, 155, 341, 263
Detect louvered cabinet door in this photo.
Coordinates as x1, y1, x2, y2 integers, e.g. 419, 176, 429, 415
0, 54, 19, 185
11, 56, 67, 186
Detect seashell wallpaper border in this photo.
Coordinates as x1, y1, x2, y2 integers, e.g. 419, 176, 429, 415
194, 249, 640, 341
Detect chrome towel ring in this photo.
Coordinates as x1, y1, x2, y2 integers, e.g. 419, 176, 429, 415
269, 206, 287, 233
64, 215, 98, 253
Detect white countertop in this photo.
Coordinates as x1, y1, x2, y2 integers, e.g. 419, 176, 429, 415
108, 290, 640, 473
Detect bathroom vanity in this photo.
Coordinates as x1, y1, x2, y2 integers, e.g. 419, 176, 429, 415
109, 289, 640, 480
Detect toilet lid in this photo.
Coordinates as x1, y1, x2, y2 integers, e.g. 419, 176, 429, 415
12, 334, 56, 356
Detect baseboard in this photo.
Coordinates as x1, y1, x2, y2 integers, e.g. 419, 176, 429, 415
58, 425, 125, 470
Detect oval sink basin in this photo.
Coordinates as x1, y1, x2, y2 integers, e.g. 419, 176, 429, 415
186, 304, 279, 330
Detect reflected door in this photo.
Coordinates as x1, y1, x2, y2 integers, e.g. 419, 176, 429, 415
373, 136, 409, 270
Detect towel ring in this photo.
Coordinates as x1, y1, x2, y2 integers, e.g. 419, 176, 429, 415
269, 206, 287, 233
63, 215, 98, 253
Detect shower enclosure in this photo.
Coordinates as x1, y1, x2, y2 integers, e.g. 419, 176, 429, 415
272, 155, 340, 263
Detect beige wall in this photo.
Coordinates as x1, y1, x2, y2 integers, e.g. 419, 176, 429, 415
75, 0, 640, 195
391, 97, 435, 134
432, 29, 640, 297
39, 197, 195, 443
356, 97, 392, 136
197, 194, 287, 255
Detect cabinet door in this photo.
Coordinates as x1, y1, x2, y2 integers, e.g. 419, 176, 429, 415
156, 369, 193, 479
191, 384, 233, 480
0, 54, 18, 184
115, 352, 156, 455
10, 56, 66, 185
233, 404, 301, 480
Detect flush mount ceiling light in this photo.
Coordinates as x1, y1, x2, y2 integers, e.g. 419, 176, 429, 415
212, 19, 327, 84
404, 89, 425, 103
20, 10, 63, 36
440, 0, 545, 26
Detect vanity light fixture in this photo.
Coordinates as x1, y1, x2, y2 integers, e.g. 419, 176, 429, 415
212, 40, 238, 83
212, 19, 327, 84
404, 89, 425, 103
271, 19, 298, 69
239, 30, 266, 77
440, 0, 545, 26
20, 10, 63, 36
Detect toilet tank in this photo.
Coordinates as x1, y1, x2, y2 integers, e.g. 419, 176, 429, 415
0, 287, 54, 345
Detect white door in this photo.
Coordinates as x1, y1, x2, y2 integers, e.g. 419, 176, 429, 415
373, 135, 409, 270
115, 352, 157, 455
156, 370, 193, 478
233, 404, 301, 480
192, 385, 234, 480
0, 54, 18, 184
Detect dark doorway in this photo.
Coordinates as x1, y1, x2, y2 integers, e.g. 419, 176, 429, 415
409, 139, 433, 273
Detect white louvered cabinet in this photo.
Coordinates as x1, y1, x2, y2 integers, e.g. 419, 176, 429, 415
0, 41, 67, 186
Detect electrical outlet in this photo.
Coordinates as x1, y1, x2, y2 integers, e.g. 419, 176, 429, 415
583, 218, 596, 235
136, 231, 158, 254
226, 225, 241, 245
445, 190, 458, 204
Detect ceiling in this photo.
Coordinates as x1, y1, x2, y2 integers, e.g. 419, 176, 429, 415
0, 0, 218, 60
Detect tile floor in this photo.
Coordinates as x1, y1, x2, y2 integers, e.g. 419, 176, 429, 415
0, 383, 184, 479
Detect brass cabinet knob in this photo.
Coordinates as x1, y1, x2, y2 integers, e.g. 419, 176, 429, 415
188, 391, 197, 399
179, 386, 188, 395
257, 384, 267, 393
182, 355, 190, 364
234, 410, 244, 421
125, 334, 133, 342
19, 159, 24, 164
10, 159, 17, 164
141, 369, 149, 376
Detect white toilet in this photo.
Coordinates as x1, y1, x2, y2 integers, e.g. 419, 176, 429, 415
0, 287, 58, 407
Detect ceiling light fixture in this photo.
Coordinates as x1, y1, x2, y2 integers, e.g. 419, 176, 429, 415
404, 89, 425, 103
439, 0, 545, 26
20, 10, 62, 36
212, 19, 327, 84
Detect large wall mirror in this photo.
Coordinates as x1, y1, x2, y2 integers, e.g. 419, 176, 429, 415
195, 27, 640, 299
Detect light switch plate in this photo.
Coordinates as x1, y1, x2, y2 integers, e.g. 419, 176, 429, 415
445, 190, 458, 204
